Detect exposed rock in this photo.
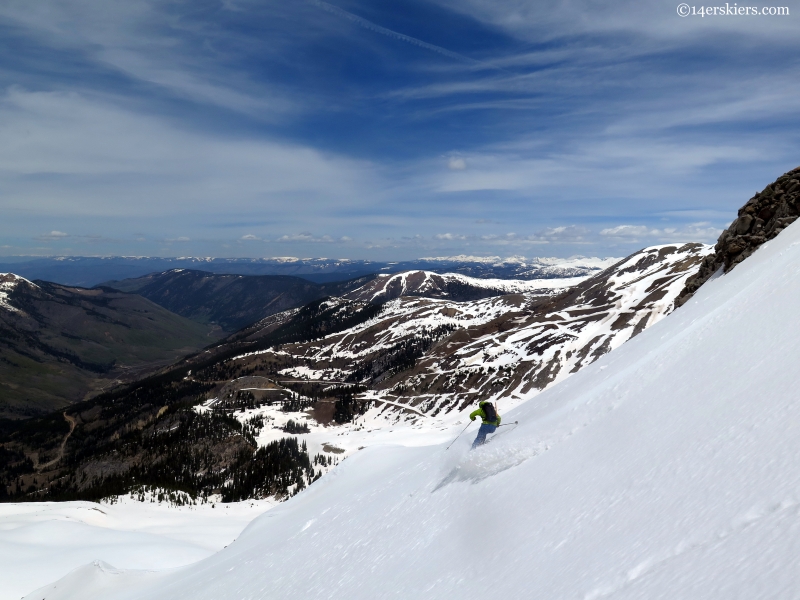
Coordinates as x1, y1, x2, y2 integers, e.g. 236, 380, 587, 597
676, 166, 800, 306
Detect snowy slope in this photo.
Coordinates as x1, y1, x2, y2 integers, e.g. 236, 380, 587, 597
26, 221, 800, 599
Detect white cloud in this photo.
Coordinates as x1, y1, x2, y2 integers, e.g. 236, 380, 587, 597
429, 135, 766, 197
241, 234, 260, 240
600, 223, 722, 243
277, 233, 340, 243
311, 0, 476, 64
447, 157, 466, 170
476, 227, 589, 246
432, 0, 797, 43
600, 225, 656, 238
35, 230, 69, 240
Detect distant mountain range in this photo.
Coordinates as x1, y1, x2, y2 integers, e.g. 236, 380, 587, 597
0, 266, 601, 420
0, 255, 618, 287
0, 274, 218, 418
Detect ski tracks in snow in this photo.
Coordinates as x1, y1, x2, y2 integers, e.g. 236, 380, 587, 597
432, 437, 549, 492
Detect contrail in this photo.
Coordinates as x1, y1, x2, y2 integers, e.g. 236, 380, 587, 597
311, 0, 480, 65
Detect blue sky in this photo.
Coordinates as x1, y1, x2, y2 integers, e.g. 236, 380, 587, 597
0, 0, 798, 260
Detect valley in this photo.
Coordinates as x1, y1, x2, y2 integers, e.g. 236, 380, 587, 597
0, 275, 220, 418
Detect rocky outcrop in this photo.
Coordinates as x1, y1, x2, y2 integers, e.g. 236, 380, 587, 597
676, 166, 800, 306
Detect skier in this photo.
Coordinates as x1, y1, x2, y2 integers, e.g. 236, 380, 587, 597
469, 400, 501, 449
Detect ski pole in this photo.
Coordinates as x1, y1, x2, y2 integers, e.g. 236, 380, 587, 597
445, 422, 472, 451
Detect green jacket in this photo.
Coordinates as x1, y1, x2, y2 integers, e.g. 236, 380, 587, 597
470, 401, 501, 426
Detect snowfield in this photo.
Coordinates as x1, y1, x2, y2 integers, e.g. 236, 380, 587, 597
14, 222, 800, 598
0, 498, 275, 600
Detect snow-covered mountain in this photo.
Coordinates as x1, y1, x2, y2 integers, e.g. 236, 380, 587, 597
342, 270, 583, 303
392, 255, 619, 281
372, 243, 709, 412
416, 254, 619, 280
224, 243, 709, 423
24, 212, 800, 599
0, 272, 31, 312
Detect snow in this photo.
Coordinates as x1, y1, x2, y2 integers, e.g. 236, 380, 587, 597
0, 272, 34, 313
15, 224, 800, 598
0, 497, 275, 600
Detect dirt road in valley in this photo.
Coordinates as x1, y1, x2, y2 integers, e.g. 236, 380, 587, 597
35, 412, 77, 471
